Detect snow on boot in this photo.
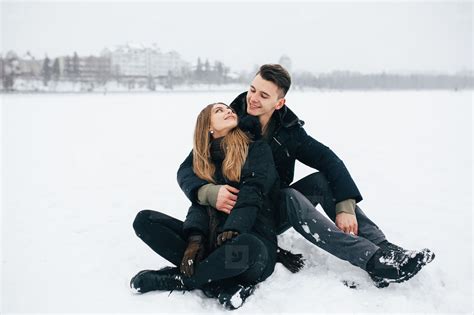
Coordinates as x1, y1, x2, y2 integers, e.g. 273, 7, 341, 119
218, 284, 255, 310
130, 266, 187, 293
367, 248, 435, 288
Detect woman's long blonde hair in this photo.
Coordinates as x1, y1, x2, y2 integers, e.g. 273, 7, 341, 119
193, 103, 250, 183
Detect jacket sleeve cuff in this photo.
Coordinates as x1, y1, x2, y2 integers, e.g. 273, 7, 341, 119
335, 199, 356, 215
188, 234, 204, 243
197, 184, 222, 208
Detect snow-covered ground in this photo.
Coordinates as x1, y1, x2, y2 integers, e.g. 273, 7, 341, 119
1, 90, 472, 313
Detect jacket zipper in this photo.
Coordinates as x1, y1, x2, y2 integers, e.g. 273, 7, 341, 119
273, 137, 290, 157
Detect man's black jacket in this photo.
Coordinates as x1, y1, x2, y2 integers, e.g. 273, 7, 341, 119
177, 91, 363, 205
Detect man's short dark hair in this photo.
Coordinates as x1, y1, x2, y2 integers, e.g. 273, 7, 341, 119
256, 64, 291, 98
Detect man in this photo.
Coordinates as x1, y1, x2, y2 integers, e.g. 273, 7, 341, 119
177, 64, 434, 288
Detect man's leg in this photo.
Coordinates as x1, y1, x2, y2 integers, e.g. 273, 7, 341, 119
281, 188, 379, 269
284, 175, 436, 286
290, 172, 386, 245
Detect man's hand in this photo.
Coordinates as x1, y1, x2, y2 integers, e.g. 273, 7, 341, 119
335, 212, 358, 235
215, 185, 239, 214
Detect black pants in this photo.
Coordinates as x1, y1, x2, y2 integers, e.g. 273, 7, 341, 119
278, 172, 387, 269
133, 210, 273, 289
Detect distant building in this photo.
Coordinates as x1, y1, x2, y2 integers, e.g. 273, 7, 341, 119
3, 50, 21, 76
161, 50, 189, 77
81, 56, 112, 79
59, 54, 111, 80
279, 55, 292, 73
1, 51, 21, 90
101, 43, 189, 78
18, 51, 42, 77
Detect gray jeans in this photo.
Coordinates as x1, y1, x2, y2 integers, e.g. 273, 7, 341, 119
277, 172, 386, 270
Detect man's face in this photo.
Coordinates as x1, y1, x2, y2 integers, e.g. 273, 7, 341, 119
246, 74, 285, 118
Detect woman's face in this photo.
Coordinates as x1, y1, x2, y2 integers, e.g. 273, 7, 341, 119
210, 103, 238, 138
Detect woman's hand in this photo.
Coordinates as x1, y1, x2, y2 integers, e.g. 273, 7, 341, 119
180, 235, 205, 277
217, 230, 239, 246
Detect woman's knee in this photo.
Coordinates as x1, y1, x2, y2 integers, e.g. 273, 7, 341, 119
230, 233, 269, 264
132, 209, 168, 236
133, 210, 150, 232
229, 234, 270, 283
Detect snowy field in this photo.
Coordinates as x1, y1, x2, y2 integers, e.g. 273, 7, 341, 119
1, 90, 472, 313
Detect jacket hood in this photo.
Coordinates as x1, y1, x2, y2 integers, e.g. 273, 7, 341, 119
230, 91, 304, 129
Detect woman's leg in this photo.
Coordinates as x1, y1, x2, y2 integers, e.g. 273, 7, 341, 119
183, 233, 271, 289
133, 212, 271, 290
133, 209, 187, 266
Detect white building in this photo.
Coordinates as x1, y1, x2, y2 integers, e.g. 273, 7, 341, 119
19, 51, 41, 77
102, 43, 189, 77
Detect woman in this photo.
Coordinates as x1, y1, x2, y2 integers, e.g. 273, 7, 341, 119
130, 102, 287, 310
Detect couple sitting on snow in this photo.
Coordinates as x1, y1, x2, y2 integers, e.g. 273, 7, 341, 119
130, 64, 435, 310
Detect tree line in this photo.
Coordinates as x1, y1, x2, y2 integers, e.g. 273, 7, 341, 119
1, 52, 472, 91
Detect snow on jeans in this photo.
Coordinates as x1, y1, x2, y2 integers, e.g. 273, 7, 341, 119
277, 172, 387, 270
132, 209, 271, 289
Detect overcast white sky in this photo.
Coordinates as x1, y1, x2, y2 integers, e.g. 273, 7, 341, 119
1, 0, 472, 73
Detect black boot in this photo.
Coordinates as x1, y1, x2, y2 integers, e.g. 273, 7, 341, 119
217, 284, 255, 310
377, 240, 405, 252
201, 281, 225, 298
130, 266, 188, 293
366, 248, 435, 288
